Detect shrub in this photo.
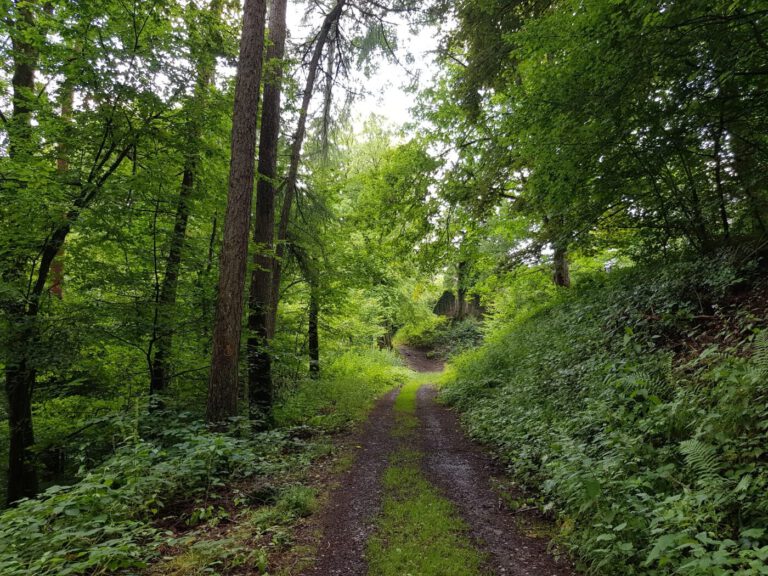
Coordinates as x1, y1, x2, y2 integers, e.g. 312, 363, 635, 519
0, 420, 292, 575
274, 348, 410, 431
442, 255, 768, 575
393, 315, 450, 349
394, 316, 484, 359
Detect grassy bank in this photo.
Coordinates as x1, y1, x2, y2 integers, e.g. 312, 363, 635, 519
441, 254, 768, 575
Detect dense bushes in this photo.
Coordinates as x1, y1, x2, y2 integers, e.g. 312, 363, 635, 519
393, 315, 450, 349
0, 420, 288, 575
395, 316, 484, 359
0, 348, 404, 575
442, 255, 768, 575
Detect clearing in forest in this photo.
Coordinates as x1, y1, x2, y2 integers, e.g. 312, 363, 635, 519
290, 348, 575, 576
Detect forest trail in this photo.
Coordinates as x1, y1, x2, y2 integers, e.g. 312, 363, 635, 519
296, 348, 574, 576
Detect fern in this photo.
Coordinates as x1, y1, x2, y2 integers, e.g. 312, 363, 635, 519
753, 329, 768, 376
679, 438, 720, 482
622, 371, 672, 402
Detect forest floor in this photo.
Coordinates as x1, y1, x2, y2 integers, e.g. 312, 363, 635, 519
276, 347, 575, 576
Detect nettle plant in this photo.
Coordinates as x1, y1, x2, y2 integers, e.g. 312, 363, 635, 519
0, 421, 292, 575
442, 259, 768, 575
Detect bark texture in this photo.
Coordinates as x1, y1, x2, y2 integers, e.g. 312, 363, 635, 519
5, 0, 41, 503
247, 0, 289, 425
553, 244, 571, 288
456, 260, 468, 320
149, 164, 196, 397
308, 283, 320, 378
207, 0, 268, 425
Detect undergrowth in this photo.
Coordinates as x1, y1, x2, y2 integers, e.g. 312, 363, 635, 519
442, 253, 768, 575
148, 484, 318, 575
0, 419, 292, 575
394, 316, 484, 359
0, 348, 404, 575
274, 348, 410, 430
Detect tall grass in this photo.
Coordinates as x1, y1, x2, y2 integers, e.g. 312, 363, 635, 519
275, 348, 410, 431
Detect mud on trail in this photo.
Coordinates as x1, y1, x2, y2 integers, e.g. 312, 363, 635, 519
291, 348, 574, 576
299, 388, 400, 576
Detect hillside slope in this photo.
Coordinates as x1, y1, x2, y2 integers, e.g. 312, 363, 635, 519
442, 254, 768, 575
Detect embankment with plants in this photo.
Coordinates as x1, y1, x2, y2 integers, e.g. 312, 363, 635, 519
441, 253, 768, 575
394, 315, 484, 360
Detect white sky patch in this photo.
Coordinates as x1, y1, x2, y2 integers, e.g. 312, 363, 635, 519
286, 1, 438, 130
349, 20, 437, 128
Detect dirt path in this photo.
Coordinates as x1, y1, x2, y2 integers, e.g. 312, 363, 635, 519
417, 385, 572, 576
298, 349, 573, 576
397, 345, 444, 373
302, 388, 400, 576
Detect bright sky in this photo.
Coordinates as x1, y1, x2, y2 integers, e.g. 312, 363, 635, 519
350, 23, 437, 128
286, 1, 439, 130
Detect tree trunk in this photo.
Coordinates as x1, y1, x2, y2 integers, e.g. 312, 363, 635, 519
308, 282, 320, 378
730, 121, 767, 235
149, 167, 194, 397
247, 0, 288, 426
268, 0, 345, 337
50, 82, 74, 300
4, 1, 141, 499
5, 0, 41, 504
207, 0, 268, 425
150, 0, 222, 400
4, 142, 135, 504
294, 249, 320, 377
5, 221, 69, 504
553, 243, 571, 287
5, 328, 38, 504
712, 110, 730, 241
8, 1, 37, 159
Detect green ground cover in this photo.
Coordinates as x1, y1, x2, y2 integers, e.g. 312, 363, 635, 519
367, 380, 487, 576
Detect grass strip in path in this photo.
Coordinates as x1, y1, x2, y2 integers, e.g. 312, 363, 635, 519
366, 379, 487, 576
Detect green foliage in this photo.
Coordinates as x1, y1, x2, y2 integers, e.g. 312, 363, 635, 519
153, 536, 268, 576
442, 255, 768, 575
275, 484, 318, 519
150, 482, 317, 575
395, 315, 484, 359
0, 418, 299, 575
393, 315, 449, 349
274, 348, 410, 431
4, 0, 768, 573
425, 0, 768, 266
434, 318, 484, 358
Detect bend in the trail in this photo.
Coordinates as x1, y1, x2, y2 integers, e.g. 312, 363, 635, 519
398, 344, 445, 373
